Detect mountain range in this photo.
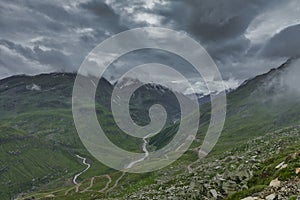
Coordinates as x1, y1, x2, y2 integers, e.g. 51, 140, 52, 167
0, 58, 300, 199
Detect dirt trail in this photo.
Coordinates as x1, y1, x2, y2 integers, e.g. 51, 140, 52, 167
64, 187, 75, 196
64, 183, 81, 196
98, 175, 112, 193
75, 183, 82, 193
106, 172, 126, 193
80, 177, 96, 193
71, 134, 149, 195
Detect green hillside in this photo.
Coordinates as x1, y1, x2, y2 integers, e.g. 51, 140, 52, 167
1, 58, 300, 199
0, 73, 184, 199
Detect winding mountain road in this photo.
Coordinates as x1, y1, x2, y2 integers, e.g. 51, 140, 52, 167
70, 135, 152, 194
98, 175, 112, 193
106, 172, 126, 193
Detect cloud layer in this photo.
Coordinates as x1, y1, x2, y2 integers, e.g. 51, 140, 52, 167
0, 0, 299, 93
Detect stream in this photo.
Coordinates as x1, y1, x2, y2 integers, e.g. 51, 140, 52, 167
126, 133, 152, 169
73, 155, 91, 185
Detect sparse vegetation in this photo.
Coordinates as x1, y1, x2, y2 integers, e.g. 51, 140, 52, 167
2, 59, 300, 199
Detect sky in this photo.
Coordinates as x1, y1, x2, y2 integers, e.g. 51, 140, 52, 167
0, 0, 300, 93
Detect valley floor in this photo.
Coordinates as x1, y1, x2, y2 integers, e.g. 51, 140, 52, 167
18, 126, 300, 200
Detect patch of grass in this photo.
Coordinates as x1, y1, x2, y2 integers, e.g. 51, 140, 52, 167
226, 185, 266, 200
288, 195, 297, 200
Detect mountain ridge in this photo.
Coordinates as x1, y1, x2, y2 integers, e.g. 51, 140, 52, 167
1, 58, 300, 199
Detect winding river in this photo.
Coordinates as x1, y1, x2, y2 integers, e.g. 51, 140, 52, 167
73, 133, 151, 186
126, 133, 152, 169
73, 155, 91, 185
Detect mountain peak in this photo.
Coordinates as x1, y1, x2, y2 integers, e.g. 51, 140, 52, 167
235, 57, 300, 93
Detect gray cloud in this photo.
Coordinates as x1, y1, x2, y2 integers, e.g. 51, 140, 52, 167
261, 24, 300, 58
158, 0, 270, 41
0, 44, 53, 77
0, 39, 72, 71
0, 0, 299, 93
105, 0, 299, 81
0, 0, 126, 78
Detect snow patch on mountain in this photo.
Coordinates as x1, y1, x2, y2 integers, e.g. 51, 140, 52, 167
26, 83, 41, 91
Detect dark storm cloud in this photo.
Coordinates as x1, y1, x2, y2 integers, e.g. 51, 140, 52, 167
156, 0, 271, 41
151, 0, 291, 64
80, 0, 119, 22
112, 0, 280, 44
105, 0, 299, 82
261, 24, 300, 58
0, 39, 72, 71
79, 0, 126, 32
0, 0, 299, 92
0, 0, 127, 78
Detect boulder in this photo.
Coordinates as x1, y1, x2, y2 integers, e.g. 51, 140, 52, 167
269, 178, 281, 187
241, 197, 257, 200
209, 189, 218, 199
222, 180, 237, 194
266, 193, 276, 200
275, 162, 285, 169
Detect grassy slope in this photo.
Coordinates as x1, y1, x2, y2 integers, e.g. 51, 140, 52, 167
3, 59, 300, 199
0, 73, 184, 199
0, 74, 143, 199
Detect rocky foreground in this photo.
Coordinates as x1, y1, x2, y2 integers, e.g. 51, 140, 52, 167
121, 126, 300, 200
242, 177, 300, 200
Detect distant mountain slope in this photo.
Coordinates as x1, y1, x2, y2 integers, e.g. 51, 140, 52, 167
118, 58, 300, 199
0, 73, 107, 199
210, 57, 300, 152
3, 58, 300, 199
0, 72, 190, 199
